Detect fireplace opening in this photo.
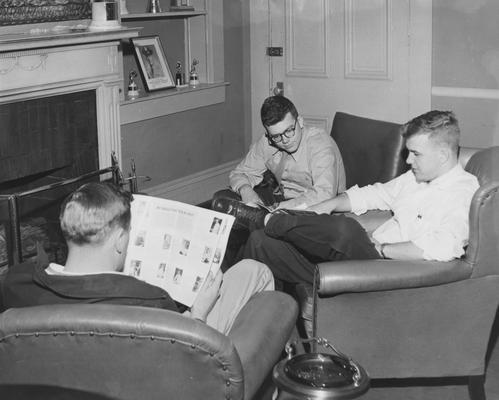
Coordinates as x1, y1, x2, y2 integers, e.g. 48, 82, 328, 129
0, 90, 100, 267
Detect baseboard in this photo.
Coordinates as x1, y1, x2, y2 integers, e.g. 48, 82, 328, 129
143, 160, 239, 205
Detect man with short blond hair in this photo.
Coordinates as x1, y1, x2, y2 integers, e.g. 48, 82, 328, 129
2, 182, 274, 335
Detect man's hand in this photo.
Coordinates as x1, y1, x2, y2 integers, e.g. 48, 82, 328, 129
239, 185, 263, 206
306, 193, 352, 215
307, 201, 333, 215
189, 270, 223, 322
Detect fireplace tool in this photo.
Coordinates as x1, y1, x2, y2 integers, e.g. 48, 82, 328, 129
111, 153, 151, 194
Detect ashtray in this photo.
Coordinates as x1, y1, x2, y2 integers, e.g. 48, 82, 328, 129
273, 337, 369, 399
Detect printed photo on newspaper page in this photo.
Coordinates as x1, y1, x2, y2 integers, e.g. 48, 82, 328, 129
123, 194, 235, 307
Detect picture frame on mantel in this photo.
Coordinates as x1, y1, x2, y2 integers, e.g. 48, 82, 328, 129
131, 36, 175, 92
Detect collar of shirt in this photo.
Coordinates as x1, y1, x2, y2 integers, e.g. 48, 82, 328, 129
427, 163, 465, 188
45, 262, 124, 276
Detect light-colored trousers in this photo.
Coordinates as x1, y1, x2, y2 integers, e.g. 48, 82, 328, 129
206, 259, 274, 335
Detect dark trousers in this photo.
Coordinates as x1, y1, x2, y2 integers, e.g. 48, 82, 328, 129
243, 213, 381, 284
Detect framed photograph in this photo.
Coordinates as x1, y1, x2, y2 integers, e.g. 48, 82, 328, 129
131, 36, 175, 91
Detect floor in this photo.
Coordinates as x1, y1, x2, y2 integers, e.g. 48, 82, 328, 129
357, 316, 499, 400
263, 314, 499, 400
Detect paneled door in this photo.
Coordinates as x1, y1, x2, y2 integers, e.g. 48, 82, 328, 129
249, 0, 432, 142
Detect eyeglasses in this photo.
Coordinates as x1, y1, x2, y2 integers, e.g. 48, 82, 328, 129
265, 118, 297, 144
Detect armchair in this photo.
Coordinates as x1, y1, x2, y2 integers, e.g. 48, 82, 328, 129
330, 111, 408, 189
310, 145, 499, 397
0, 291, 298, 400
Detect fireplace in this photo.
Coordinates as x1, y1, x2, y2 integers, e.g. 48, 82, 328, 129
0, 27, 138, 266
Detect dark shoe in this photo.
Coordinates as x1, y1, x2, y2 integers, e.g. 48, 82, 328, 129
212, 197, 268, 230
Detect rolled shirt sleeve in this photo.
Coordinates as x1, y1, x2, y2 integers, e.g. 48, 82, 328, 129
346, 173, 407, 215
229, 137, 270, 194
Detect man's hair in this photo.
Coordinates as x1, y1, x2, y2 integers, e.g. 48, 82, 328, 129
260, 96, 298, 127
60, 182, 132, 245
401, 110, 460, 155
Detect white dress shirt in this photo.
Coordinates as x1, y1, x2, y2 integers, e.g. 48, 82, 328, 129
346, 164, 479, 261
229, 126, 346, 209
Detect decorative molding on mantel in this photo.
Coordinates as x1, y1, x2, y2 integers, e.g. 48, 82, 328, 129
0, 26, 140, 53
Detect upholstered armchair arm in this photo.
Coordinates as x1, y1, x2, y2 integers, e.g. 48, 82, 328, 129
318, 258, 472, 296
228, 291, 298, 399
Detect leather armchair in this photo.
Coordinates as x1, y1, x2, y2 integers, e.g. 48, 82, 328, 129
330, 111, 408, 189
308, 113, 499, 398
0, 291, 298, 400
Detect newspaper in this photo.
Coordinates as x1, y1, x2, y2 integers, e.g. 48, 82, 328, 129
123, 195, 235, 307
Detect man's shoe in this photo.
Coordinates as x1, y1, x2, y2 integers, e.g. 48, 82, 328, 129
212, 197, 268, 230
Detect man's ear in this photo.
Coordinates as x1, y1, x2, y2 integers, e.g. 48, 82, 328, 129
297, 115, 304, 128
439, 145, 451, 165
114, 227, 129, 255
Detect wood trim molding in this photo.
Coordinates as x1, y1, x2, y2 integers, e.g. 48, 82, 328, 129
344, 0, 392, 80
285, 0, 329, 78
302, 115, 329, 133
432, 86, 499, 100
143, 159, 239, 205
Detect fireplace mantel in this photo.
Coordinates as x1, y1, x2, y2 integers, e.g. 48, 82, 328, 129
0, 26, 139, 53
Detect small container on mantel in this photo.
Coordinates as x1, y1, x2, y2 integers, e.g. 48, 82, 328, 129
89, 0, 121, 31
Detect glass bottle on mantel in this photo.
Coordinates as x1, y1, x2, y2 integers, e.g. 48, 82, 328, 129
175, 61, 187, 88
127, 70, 139, 99
148, 0, 162, 13
189, 58, 199, 87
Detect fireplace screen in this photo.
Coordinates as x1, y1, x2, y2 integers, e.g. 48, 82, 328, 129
0, 167, 121, 268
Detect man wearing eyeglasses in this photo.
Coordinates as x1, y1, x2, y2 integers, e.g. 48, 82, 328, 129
213, 96, 345, 224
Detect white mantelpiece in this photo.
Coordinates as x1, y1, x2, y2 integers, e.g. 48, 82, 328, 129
0, 27, 139, 170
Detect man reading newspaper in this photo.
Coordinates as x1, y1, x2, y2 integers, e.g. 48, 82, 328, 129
1, 182, 274, 335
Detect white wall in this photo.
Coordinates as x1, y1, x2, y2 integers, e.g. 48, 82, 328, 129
432, 0, 499, 147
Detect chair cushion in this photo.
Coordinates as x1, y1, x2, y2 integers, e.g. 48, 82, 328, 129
331, 112, 408, 188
